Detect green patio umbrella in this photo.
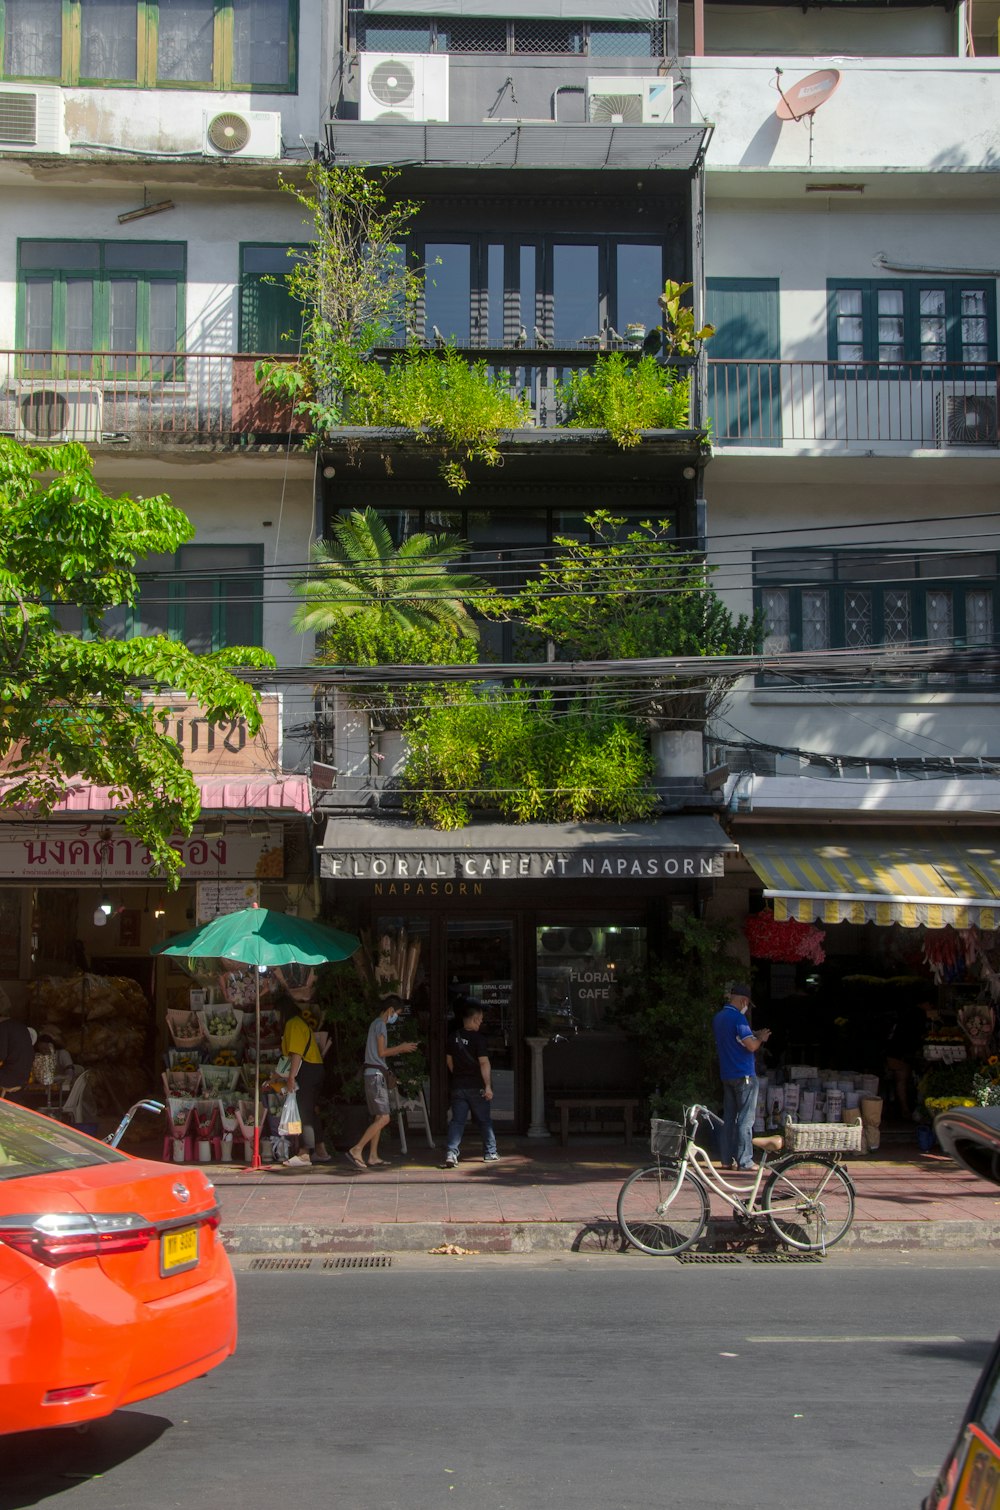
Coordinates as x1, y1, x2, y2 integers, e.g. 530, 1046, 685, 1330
153, 906, 359, 1168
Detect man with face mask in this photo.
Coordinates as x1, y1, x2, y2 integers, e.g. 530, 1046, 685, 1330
346, 995, 418, 1171
712, 983, 772, 1171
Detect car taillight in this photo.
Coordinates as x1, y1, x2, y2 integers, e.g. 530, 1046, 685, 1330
0, 1213, 157, 1267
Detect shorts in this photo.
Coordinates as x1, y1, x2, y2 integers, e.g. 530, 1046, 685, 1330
364, 1071, 390, 1117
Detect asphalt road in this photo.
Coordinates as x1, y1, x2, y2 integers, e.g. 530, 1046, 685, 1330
2, 1251, 996, 1510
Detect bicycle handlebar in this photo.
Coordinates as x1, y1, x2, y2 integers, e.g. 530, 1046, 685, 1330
687, 1103, 724, 1131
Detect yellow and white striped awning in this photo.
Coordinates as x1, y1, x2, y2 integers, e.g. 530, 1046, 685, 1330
739, 830, 1000, 930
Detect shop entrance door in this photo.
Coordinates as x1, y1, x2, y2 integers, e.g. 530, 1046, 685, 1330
441, 919, 517, 1129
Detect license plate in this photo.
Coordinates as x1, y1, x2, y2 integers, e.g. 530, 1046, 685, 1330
160, 1226, 199, 1277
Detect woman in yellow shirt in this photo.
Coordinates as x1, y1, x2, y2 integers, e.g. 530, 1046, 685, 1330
278, 993, 330, 1168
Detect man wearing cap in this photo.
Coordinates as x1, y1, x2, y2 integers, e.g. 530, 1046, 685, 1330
712, 983, 771, 1171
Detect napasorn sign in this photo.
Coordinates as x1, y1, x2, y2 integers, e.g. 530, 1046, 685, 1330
319, 817, 733, 883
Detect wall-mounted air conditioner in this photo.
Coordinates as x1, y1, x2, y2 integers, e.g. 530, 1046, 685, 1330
586, 76, 673, 125
359, 54, 449, 123
16, 382, 104, 444
204, 110, 282, 159
0, 83, 67, 153
935, 392, 998, 448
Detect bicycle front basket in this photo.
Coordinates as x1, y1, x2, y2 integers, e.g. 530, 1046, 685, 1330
650, 1118, 685, 1159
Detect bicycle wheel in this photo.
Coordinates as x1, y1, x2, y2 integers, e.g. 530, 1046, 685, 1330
763, 1156, 855, 1252
617, 1163, 710, 1255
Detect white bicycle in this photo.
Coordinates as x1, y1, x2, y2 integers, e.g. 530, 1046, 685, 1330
617, 1103, 858, 1256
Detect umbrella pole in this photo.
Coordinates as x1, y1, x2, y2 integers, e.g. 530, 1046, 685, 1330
251, 970, 262, 1170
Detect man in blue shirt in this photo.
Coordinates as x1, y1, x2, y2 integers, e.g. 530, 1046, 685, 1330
712, 983, 772, 1171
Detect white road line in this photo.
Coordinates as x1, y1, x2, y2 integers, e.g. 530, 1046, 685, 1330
745, 1333, 964, 1344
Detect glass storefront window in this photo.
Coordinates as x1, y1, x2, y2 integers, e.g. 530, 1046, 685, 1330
536, 922, 646, 1034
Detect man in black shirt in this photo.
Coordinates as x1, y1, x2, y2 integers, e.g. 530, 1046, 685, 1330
0, 1014, 35, 1100
444, 1001, 499, 1168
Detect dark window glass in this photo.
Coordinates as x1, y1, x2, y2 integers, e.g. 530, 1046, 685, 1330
20, 242, 101, 271
4, 0, 61, 77
80, 0, 138, 80
438, 18, 506, 53
616, 243, 662, 337
514, 20, 582, 54
157, 0, 215, 83
425, 243, 471, 345
104, 243, 186, 272
23, 280, 54, 350
589, 24, 653, 57
233, 0, 290, 87
553, 244, 599, 346
358, 18, 433, 53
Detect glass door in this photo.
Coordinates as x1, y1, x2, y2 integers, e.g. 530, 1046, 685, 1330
444, 919, 517, 1126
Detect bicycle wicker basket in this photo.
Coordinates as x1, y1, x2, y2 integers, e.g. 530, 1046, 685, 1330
783, 1119, 863, 1154
650, 1118, 686, 1159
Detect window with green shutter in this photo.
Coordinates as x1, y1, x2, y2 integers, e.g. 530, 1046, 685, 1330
827, 279, 996, 377
239, 243, 306, 354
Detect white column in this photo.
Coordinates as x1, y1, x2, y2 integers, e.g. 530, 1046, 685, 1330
525, 1035, 552, 1140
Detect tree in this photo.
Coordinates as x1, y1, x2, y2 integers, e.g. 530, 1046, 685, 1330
0, 439, 274, 885
511, 510, 760, 730
294, 506, 496, 730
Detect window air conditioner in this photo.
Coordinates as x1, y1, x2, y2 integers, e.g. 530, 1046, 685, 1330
934, 393, 998, 448
586, 76, 673, 125
204, 110, 282, 159
0, 83, 67, 152
359, 54, 449, 123
16, 383, 104, 444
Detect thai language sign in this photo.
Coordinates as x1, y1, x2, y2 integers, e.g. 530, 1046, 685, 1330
0, 824, 284, 881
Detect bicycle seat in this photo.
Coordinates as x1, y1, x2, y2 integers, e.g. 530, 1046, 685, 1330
752, 1134, 784, 1154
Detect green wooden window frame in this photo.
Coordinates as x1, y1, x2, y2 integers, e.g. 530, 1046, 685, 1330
138, 544, 264, 650
827, 278, 996, 378
0, 0, 298, 92
754, 548, 1000, 687
238, 242, 307, 354
17, 238, 186, 378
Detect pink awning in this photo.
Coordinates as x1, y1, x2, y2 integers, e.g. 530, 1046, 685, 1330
0, 775, 312, 816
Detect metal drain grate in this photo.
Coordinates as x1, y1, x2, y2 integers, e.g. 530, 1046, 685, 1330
675, 1253, 744, 1264
323, 1255, 393, 1270
248, 1256, 314, 1271
749, 1252, 824, 1264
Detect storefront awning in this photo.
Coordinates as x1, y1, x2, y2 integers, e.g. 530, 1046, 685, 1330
740, 829, 1000, 930
0, 775, 313, 817
320, 816, 735, 882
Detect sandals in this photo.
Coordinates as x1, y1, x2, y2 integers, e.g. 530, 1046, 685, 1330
367, 1158, 392, 1168
283, 1154, 312, 1168
344, 1150, 367, 1171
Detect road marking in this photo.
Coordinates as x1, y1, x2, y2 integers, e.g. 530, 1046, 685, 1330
746, 1333, 963, 1344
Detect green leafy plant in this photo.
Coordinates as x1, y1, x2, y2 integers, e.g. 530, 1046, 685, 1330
656, 278, 716, 360
0, 437, 273, 885
610, 914, 742, 1121
357, 346, 531, 493
511, 511, 761, 731
560, 352, 692, 448
402, 684, 655, 829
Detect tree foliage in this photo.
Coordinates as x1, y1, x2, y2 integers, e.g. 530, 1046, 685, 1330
0, 438, 273, 884
402, 684, 655, 829
560, 354, 692, 449
610, 913, 741, 1120
511, 511, 761, 729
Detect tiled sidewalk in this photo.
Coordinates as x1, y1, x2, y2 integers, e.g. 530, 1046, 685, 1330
181, 1137, 1000, 1254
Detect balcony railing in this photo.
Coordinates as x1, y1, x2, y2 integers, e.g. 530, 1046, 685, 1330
0, 347, 701, 449
706, 360, 1000, 450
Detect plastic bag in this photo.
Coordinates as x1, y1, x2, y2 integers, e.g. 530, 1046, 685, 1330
278, 1090, 302, 1137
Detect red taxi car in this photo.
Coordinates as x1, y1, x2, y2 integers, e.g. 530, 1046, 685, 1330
925, 1106, 1000, 1510
0, 1097, 237, 1434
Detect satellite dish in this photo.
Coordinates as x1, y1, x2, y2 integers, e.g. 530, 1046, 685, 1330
775, 68, 842, 121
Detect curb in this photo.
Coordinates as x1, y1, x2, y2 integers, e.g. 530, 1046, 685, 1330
221, 1218, 1000, 1256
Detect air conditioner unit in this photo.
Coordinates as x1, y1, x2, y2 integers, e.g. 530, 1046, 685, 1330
204, 110, 282, 159
935, 392, 998, 448
15, 382, 104, 444
586, 76, 673, 125
0, 83, 67, 152
359, 54, 449, 123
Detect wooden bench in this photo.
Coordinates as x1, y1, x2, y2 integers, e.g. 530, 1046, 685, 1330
554, 1097, 640, 1148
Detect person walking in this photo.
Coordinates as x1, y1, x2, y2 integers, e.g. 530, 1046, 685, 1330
712, 982, 771, 1171
346, 995, 418, 1171
444, 1000, 499, 1168
276, 992, 332, 1168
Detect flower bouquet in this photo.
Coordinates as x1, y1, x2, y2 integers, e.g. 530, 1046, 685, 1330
201, 1063, 240, 1094
162, 1068, 203, 1097
166, 1009, 204, 1050
973, 1059, 1000, 1107
196, 1007, 245, 1051
744, 908, 826, 965
167, 1097, 197, 1136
